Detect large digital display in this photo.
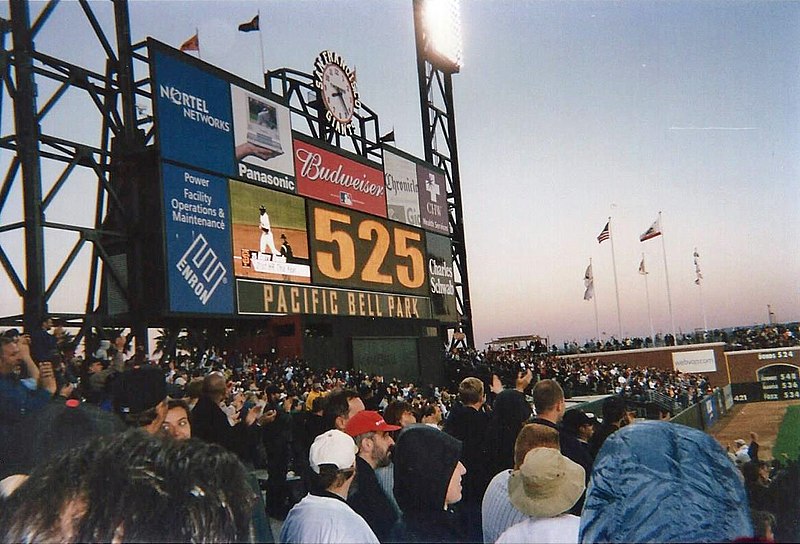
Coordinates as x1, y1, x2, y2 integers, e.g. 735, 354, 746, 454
307, 201, 428, 296
149, 39, 459, 322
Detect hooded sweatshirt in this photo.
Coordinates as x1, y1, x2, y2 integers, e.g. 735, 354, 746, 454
390, 425, 466, 543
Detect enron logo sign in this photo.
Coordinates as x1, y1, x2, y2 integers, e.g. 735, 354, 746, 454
293, 138, 387, 217
176, 233, 228, 305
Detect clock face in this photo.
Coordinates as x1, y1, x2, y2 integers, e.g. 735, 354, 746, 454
321, 64, 355, 124
313, 51, 360, 135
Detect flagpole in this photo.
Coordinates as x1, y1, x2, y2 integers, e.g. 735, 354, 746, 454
695, 248, 708, 334
608, 216, 623, 340
257, 10, 266, 77
591, 258, 600, 342
642, 253, 655, 343
698, 281, 708, 333
196, 27, 202, 60
659, 211, 676, 342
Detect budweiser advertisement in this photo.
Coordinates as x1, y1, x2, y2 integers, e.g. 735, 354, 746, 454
293, 135, 387, 218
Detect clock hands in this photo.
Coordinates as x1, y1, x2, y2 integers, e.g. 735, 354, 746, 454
330, 86, 350, 112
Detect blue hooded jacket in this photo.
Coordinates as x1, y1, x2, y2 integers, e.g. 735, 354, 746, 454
580, 420, 753, 543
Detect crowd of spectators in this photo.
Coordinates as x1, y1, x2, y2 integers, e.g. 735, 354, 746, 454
1, 317, 799, 542
445, 349, 708, 410
553, 321, 799, 355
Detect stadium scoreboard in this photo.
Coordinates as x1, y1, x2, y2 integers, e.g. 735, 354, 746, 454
147, 39, 458, 324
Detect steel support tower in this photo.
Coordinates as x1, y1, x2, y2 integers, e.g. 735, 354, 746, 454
0, 0, 148, 346
412, 0, 474, 347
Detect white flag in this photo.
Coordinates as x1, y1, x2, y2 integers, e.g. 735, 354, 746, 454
693, 248, 703, 285
583, 263, 594, 300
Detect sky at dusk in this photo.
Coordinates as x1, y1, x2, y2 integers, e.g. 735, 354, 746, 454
0, 1, 797, 347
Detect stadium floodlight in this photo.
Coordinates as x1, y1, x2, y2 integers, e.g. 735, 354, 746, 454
419, 0, 462, 73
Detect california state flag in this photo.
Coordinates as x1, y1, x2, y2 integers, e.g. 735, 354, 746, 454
639, 217, 662, 242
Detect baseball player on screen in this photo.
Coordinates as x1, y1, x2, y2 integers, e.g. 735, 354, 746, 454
259, 205, 280, 257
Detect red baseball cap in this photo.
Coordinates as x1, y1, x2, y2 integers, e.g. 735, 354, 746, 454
345, 410, 401, 437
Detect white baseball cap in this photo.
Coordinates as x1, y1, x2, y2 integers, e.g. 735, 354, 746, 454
309, 430, 357, 474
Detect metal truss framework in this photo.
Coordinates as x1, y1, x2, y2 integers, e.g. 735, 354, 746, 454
0, 0, 147, 343
265, 67, 386, 162
0, 0, 470, 350
412, 0, 474, 347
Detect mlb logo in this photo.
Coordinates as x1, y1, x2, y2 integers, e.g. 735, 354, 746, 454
339, 192, 352, 205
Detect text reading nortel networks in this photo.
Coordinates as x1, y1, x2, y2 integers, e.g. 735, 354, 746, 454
149, 41, 296, 195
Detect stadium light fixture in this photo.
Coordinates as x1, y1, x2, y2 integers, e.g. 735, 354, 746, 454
420, 0, 463, 73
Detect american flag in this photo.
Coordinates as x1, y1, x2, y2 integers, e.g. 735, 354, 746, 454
597, 222, 610, 243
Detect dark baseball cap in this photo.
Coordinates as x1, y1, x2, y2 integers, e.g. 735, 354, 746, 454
112, 365, 167, 415
562, 409, 595, 433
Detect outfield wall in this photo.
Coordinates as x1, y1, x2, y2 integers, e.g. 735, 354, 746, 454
561, 343, 729, 387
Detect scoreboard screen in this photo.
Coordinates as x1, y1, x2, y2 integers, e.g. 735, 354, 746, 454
148, 39, 458, 322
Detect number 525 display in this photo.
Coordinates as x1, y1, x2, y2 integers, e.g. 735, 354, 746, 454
309, 202, 429, 296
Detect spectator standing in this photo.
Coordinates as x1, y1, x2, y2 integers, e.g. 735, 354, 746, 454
481, 423, 560, 544
496, 447, 585, 544
733, 438, 752, 466
391, 425, 468, 543
443, 376, 493, 542
261, 385, 293, 519
280, 429, 379, 544
29, 315, 59, 364
490, 369, 533, 473
580, 421, 753, 543
530, 380, 593, 514
0, 430, 258, 543
748, 431, 760, 462
111, 365, 168, 435
344, 410, 401, 542
0, 332, 56, 477
190, 372, 264, 463
587, 396, 629, 458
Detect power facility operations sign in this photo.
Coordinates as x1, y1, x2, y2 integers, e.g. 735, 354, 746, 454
672, 349, 717, 374
147, 39, 459, 324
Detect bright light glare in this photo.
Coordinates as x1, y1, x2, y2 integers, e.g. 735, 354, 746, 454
423, 0, 463, 70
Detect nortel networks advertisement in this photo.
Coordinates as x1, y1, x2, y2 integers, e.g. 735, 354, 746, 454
150, 41, 296, 195
152, 48, 235, 177
163, 163, 234, 314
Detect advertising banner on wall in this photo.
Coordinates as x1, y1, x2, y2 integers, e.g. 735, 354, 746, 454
672, 349, 717, 374
417, 164, 449, 235
426, 233, 458, 322
229, 179, 311, 283
383, 148, 421, 227
237, 279, 432, 319
230, 84, 296, 193
150, 43, 296, 195
701, 395, 719, 428
152, 49, 236, 177
162, 163, 234, 314
294, 135, 387, 217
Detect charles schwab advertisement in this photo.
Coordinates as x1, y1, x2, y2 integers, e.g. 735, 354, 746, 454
426, 233, 458, 322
